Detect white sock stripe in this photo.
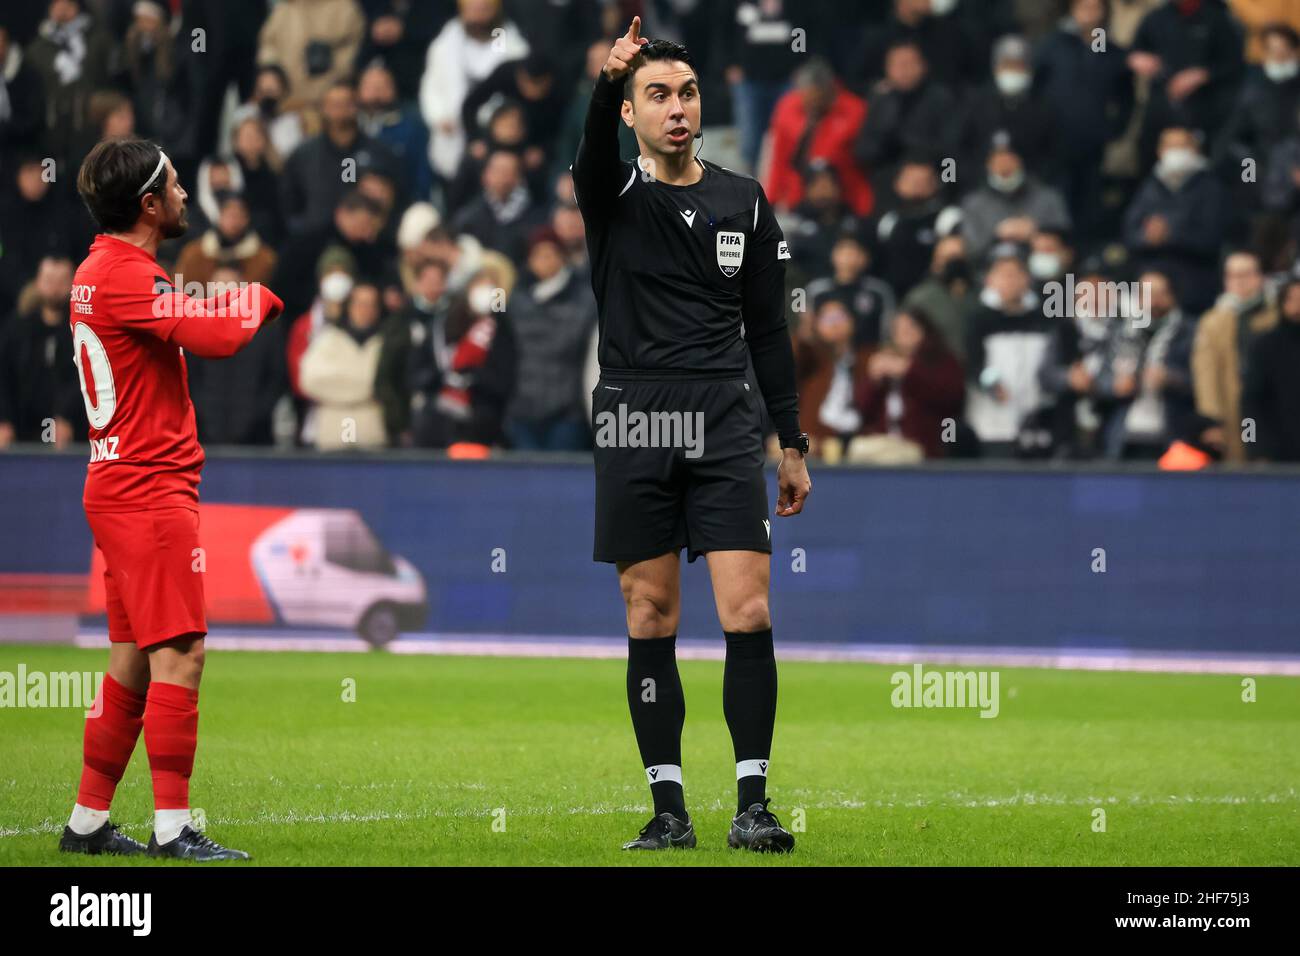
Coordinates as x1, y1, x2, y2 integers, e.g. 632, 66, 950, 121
645, 764, 682, 786
737, 759, 769, 780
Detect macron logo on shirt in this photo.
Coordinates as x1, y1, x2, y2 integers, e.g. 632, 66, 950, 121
680, 209, 696, 228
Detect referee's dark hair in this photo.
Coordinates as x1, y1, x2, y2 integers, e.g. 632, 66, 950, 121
623, 38, 697, 100
77, 137, 166, 233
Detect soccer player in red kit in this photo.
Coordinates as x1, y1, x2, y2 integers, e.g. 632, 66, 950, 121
58, 139, 283, 861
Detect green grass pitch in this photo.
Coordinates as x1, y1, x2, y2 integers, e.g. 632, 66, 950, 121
1, 644, 1296, 866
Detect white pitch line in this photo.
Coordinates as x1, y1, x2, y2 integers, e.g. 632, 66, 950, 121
67, 630, 1300, 676
3, 790, 1295, 839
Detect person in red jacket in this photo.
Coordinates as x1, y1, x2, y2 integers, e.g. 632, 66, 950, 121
764, 57, 873, 217
856, 306, 965, 459
60, 138, 282, 862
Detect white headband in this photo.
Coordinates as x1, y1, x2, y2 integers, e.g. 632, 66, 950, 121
136, 150, 169, 196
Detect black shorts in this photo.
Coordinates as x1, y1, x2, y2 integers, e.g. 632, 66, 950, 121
592, 373, 771, 564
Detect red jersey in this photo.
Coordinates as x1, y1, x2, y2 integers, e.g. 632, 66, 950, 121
70, 234, 283, 512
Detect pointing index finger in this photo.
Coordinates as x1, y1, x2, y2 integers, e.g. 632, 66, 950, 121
628, 15, 645, 45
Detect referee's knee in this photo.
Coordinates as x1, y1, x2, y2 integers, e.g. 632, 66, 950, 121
623, 592, 679, 638
720, 596, 770, 634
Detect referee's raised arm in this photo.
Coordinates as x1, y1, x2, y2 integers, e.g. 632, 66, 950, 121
572, 17, 647, 212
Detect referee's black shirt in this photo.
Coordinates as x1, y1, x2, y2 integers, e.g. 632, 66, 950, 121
571, 72, 801, 443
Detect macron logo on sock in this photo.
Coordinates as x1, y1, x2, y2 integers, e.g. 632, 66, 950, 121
737, 759, 768, 779
645, 764, 682, 785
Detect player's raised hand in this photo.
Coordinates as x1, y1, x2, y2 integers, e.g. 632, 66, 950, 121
604, 16, 648, 81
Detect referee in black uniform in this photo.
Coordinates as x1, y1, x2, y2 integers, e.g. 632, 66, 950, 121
573, 17, 811, 852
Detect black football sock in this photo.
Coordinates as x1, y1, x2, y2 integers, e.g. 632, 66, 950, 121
723, 627, 777, 814
626, 634, 687, 820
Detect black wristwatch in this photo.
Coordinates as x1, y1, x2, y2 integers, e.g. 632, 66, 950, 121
780, 432, 810, 456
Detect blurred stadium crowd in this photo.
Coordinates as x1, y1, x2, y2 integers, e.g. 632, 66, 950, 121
1, 0, 1299, 465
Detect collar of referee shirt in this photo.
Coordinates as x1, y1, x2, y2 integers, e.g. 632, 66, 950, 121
636, 154, 708, 191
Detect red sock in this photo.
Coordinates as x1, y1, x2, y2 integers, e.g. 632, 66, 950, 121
143, 682, 199, 811
77, 674, 147, 810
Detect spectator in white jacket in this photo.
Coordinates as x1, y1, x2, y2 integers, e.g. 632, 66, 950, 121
299, 281, 390, 450
419, 0, 529, 181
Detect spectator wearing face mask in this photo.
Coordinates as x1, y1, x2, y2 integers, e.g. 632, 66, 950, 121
0, 255, 81, 448
1127, 0, 1244, 172
409, 271, 517, 449
873, 157, 963, 300
1026, 227, 1075, 291
247, 64, 305, 159
256, 0, 365, 111
1218, 22, 1300, 258
963, 248, 1051, 456
1034, 0, 1135, 245
1241, 275, 1300, 462
1110, 269, 1200, 459
962, 35, 1057, 179
793, 295, 873, 455
902, 233, 977, 363
1215, 24, 1300, 187
853, 306, 965, 461
1123, 126, 1228, 315
299, 280, 393, 450
286, 246, 358, 444
1191, 250, 1278, 462
960, 139, 1072, 263
806, 229, 896, 349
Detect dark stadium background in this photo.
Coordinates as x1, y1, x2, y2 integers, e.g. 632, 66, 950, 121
0, 0, 1298, 667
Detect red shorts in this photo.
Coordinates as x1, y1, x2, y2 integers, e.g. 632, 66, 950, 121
86, 507, 208, 649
